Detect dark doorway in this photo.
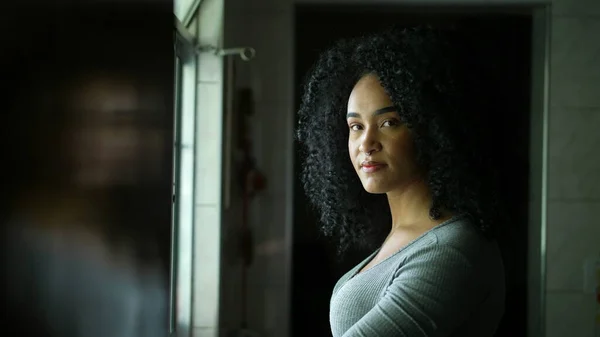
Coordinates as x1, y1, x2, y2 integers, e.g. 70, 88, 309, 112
293, 5, 531, 337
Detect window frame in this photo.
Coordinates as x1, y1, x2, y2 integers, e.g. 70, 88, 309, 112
171, 15, 198, 337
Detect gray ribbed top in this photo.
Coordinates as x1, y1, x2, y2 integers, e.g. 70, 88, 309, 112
329, 216, 505, 337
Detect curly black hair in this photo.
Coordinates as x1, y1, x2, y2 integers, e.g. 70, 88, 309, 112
296, 26, 503, 255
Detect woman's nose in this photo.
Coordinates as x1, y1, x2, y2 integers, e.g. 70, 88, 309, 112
358, 128, 382, 155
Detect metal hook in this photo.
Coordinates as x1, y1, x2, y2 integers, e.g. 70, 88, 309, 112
218, 47, 256, 61
198, 45, 256, 61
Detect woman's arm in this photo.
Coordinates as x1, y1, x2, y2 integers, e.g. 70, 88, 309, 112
342, 243, 484, 337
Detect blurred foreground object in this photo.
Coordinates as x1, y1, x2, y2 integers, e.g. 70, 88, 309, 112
2, 2, 174, 336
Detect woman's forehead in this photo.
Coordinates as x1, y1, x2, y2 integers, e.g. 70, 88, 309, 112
348, 75, 393, 113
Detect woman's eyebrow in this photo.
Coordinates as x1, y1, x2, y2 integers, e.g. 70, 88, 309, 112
346, 106, 397, 119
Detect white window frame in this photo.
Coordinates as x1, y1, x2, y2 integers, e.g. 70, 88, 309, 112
172, 1, 230, 335
171, 16, 198, 337
175, 0, 203, 27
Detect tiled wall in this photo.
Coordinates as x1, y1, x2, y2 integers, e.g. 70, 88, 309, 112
221, 0, 600, 336
546, 1, 600, 337
222, 0, 293, 336
192, 0, 224, 336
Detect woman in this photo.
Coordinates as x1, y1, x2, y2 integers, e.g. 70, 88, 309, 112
296, 26, 506, 337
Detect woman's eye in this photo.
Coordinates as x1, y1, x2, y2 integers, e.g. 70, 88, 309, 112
349, 124, 363, 131
382, 119, 399, 127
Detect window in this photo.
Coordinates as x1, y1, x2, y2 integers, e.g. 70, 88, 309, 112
171, 16, 197, 337
174, 0, 201, 25
171, 1, 225, 334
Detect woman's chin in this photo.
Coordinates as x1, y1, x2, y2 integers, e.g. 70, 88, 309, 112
362, 182, 390, 195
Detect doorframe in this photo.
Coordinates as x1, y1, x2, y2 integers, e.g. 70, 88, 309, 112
290, 2, 551, 337
529, 5, 551, 337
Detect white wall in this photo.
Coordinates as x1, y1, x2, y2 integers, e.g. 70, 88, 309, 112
221, 0, 600, 336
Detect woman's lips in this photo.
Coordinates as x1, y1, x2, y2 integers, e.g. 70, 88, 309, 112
361, 162, 386, 173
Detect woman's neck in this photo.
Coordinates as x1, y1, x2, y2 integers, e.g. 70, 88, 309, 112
386, 177, 438, 231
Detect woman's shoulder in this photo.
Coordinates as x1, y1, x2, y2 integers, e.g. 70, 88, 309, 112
430, 215, 494, 247
408, 215, 502, 269
393, 216, 504, 292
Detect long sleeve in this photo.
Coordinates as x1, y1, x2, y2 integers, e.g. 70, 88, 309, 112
341, 242, 485, 337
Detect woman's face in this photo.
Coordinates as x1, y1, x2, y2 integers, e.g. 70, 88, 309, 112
347, 74, 421, 194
